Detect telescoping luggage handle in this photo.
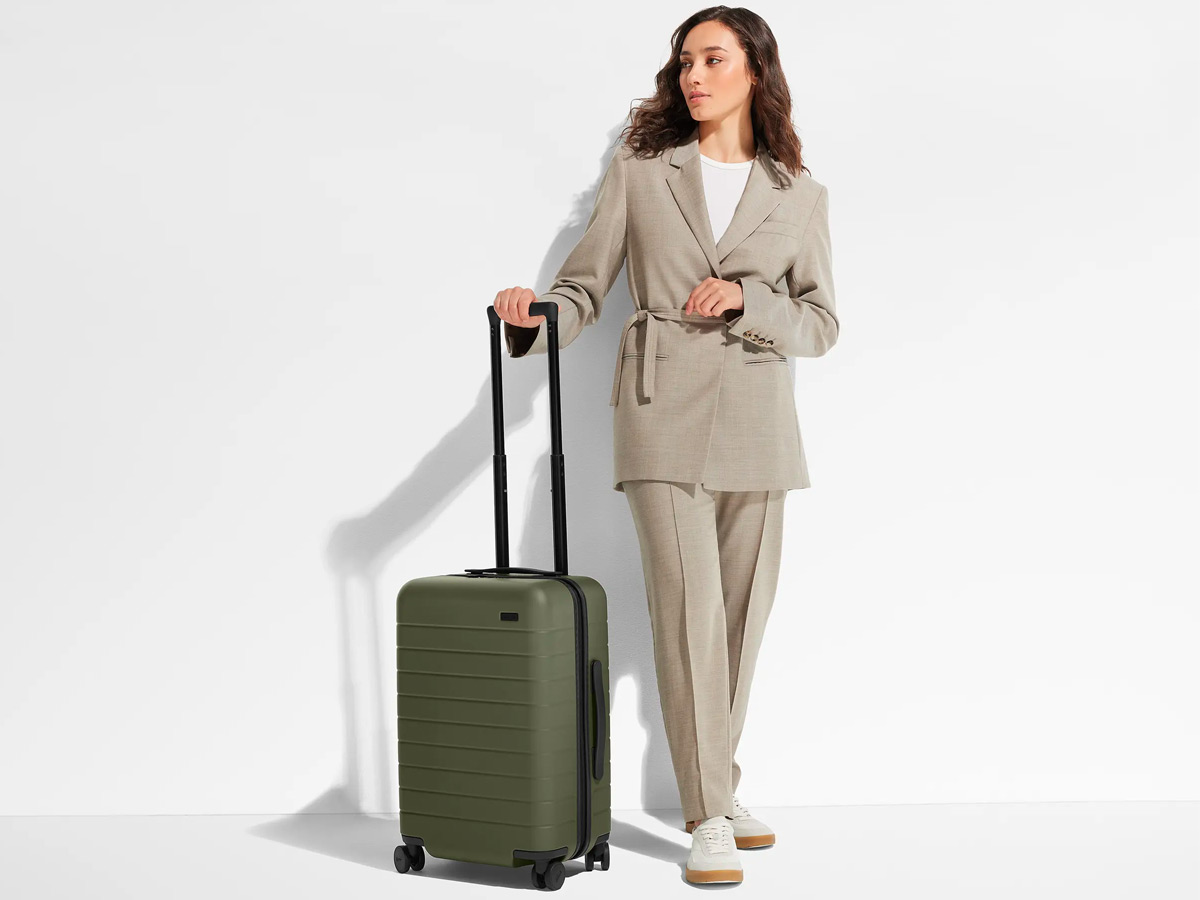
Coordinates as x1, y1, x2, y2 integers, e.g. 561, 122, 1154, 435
466, 303, 569, 577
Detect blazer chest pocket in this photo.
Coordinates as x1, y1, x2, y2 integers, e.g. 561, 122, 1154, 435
742, 221, 803, 265
621, 353, 670, 360
754, 221, 804, 238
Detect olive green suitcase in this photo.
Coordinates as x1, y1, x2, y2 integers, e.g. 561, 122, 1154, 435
393, 303, 612, 891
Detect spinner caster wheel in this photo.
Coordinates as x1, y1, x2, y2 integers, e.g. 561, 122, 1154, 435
393, 844, 424, 873
585, 841, 611, 871
530, 858, 566, 890
589, 841, 609, 871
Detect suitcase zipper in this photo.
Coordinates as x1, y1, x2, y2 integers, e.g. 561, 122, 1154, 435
551, 575, 592, 861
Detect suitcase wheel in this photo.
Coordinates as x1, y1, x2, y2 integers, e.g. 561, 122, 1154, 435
393, 844, 424, 874
530, 858, 566, 891
584, 841, 611, 872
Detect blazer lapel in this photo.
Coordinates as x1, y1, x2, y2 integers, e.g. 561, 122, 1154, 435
666, 126, 783, 279
667, 130, 721, 277
715, 146, 782, 263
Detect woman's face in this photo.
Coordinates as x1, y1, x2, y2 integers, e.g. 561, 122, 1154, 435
678, 21, 756, 123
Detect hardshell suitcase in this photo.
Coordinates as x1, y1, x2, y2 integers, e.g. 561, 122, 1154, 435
393, 302, 613, 891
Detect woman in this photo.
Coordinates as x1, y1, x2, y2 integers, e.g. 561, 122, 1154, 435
494, 6, 837, 885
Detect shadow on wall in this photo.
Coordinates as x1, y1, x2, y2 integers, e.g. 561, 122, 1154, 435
249, 124, 687, 869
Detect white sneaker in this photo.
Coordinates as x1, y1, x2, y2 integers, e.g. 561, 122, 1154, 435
685, 815, 742, 884
685, 795, 775, 849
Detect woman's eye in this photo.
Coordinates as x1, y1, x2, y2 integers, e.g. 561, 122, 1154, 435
680, 57, 722, 68
707, 57, 721, 65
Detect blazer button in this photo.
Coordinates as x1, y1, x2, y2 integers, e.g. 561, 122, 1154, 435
743, 331, 751, 337
756, 337, 766, 344
766, 340, 774, 345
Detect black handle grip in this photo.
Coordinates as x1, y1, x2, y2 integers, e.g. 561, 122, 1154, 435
590, 658, 606, 780
525, 301, 560, 324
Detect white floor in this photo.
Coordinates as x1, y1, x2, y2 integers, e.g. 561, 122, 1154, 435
0, 802, 1195, 898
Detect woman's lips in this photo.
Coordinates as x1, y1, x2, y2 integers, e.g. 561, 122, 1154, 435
689, 93, 709, 102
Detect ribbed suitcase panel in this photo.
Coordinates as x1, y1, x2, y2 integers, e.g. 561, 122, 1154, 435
397, 575, 581, 867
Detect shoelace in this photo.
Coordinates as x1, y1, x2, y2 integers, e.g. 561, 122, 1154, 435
696, 820, 735, 855
730, 794, 751, 820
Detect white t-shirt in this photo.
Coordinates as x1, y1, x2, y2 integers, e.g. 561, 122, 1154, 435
699, 152, 755, 243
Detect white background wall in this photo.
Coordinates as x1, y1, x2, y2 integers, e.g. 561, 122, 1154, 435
0, 0, 1195, 817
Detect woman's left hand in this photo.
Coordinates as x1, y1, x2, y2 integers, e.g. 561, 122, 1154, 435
685, 277, 744, 317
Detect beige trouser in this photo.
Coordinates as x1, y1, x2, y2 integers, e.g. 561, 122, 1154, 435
622, 480, 786, 824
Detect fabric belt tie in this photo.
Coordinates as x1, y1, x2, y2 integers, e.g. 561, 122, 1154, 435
609, 308, 723, 407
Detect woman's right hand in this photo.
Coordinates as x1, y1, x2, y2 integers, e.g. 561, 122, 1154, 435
494, 286, 550, 329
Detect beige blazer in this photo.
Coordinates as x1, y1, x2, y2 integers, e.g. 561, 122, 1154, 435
505, 125, 838, 493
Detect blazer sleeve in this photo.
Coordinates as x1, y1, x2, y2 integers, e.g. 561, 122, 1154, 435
723, 184, 839, 357
504, 148, 629, 358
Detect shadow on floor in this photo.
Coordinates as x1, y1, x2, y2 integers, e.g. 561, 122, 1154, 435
248, 799, 692, 887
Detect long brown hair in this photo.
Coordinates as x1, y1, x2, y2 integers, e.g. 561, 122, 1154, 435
618, 6, 809, 184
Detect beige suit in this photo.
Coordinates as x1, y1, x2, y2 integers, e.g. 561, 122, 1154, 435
505, 125, 838, 494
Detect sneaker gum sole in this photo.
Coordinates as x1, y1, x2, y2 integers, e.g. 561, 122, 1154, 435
685, 867, 744, 884
685, 821, 775, 849
732, 833, 775, 848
